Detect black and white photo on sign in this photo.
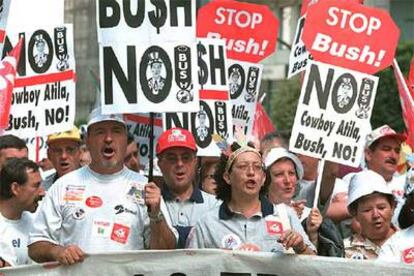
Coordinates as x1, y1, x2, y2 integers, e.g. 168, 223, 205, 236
228, 60, 263, 137
4, 24, 76, 137
99, 42, 199, 114
289, 60, 378, 167
97, 0, 196, 44
163, 99, 233, 157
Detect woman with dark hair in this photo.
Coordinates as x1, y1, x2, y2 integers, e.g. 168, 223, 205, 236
186, 143, 315, 254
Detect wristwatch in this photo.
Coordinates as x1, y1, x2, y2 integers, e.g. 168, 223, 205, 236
148, 211, 164, 223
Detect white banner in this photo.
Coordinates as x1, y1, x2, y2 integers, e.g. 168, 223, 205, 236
125, 113, 163, 168
289, 61, 378, 167
164, 39, 232, 157
287, 16, 312, 79
96, 0, 196, 44
3, 24, 76, 137
1, 250, 414, 275
0, 0, 11, 55
228, 59, 263, 137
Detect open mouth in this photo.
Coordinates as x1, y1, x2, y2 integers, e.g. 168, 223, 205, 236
103, 147, 115, 158
60, 161, 70, 170
245, 179, 257, 189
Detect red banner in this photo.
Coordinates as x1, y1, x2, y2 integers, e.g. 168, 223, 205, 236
303, 0, 399, 74
197, 0, 279, 63
252, 102, 275, 141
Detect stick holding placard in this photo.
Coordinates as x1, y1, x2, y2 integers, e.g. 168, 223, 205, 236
313, 159, 325, 208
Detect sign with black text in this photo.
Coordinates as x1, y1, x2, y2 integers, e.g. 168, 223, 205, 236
289, 61, 378, 167
3, 24, 76, 137
288, 16, 313, 78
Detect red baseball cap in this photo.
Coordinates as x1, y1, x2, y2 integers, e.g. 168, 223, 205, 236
156, 128, 197, 155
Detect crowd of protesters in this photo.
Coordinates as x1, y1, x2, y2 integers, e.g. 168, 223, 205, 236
1, 107, 414, 267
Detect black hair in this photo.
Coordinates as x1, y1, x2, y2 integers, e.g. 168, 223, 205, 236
0, 158, 39, 199
0, 135, 27, 152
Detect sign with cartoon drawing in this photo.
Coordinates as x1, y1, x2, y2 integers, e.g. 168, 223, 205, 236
228, 59, 263, 137
289, 61, 378, 167
164, 38, 233, 156
3, 24, 76, 137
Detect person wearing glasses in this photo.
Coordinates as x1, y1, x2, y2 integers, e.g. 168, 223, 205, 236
186, 142, 316, 254
157, 128, 219, 248
42, 127, 82, 191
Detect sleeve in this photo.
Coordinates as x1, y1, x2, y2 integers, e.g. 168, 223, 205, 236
28, 184, 63, 246
0, 236, 17, 266
286, 205, 317, 252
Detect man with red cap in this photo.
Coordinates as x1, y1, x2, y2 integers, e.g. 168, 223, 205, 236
156, 127, 219, 248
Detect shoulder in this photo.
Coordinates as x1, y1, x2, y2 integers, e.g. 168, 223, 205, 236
201, 191, 220, 206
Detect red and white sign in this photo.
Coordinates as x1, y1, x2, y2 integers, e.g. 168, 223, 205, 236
111, 223, 130, 244
197, 0, 279, 63
402, 247, 414, 264
302, 0, 399, 74
86, 196, 103, 208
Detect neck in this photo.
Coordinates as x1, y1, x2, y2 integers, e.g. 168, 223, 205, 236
168, 184, 194, 201
89, 163, 123, 175
365, 227, 396, 247
0, 200, 23, 220
268, 188, 289, 205
228, 197, 261, 219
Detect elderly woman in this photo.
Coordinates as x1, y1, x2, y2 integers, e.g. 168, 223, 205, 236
264, 147, 343, 256
186, 143, 315, 254
346, 170, 397, 260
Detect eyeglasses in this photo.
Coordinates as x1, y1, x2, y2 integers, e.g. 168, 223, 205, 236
49, 146, 79, 155
233, 162, 265, 173
162, 153, 195, 164
205, 174, 215, 180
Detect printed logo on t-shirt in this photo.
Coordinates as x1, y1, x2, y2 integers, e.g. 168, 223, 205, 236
111, 223, 130, 244
221, 234, 241, 250
265, 216, 284, 235
72, 207, 86, 220
91, 220, 112, 238
63, 185, 86, 202
86, 196, 103, 208
114, 204, 137, 215
402, 247, 414, 264
126, 182, 145, 205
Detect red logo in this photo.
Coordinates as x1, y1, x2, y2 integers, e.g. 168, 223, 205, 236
402, 247, 414, 264
266, 220, 284, 235
111, 223, 130, 244
85, 196, 103, 208
302, 0, 399, 74
197, 0, 279, 63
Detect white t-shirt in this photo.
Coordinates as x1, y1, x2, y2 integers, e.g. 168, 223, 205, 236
0, 212, 35, 266
378, 225, 414, 264
29, 166, 177, 253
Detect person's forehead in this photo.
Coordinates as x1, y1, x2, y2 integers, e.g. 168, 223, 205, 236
375, 136, 401, 147
48, 139, 80, 148
89, 120, 125, 131
163, 147, 195, 155
272, 158, 295, 169
234, 151, 261, 163
1, 147, 28, 158
357, 193, 390, 207
26, 169, 42, 182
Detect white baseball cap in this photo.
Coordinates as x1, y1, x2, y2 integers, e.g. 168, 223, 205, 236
264, 147, 304, 180
365, 125, 405, 148
87, 107, 126, 129
347, 170, 393, 211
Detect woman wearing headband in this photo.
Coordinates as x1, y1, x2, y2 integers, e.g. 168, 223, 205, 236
186, 143, 315, 254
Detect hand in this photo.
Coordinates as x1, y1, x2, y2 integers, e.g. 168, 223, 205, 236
279, 230, 306, 253
306, 208, 323, 234
51, 245, 85, 266
145, 182, 161, 216
290, 200, 306, 219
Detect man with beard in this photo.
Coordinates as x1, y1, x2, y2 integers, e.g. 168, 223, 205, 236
327, 125, 406, 235
157, 128, 219, 248
42, 127, 82, 190
0, 158, 45, 267
28, 107, 178, 266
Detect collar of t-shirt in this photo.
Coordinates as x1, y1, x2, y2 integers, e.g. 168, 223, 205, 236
86, 165, 128, 183
162, 184, 204, 203
219, 196, 274, 220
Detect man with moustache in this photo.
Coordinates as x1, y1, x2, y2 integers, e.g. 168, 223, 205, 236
0, 158, 45, 267
42, 127, 82, 190
157, 128, 219, 248
28, 107, 178, 266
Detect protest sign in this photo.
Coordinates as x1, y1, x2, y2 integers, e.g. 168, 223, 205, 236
289, 60, 378, 167
302, 0, 399, 74
164, 39, 232, 157
228, 59, 263, 137
3, 25, 76, 137
197, 0, 279, 63
97, 0, 199, 114
97, 0, 195, 44
287, 15, 313, 78
24, 136, 48, 163
125, 113, 163, 168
